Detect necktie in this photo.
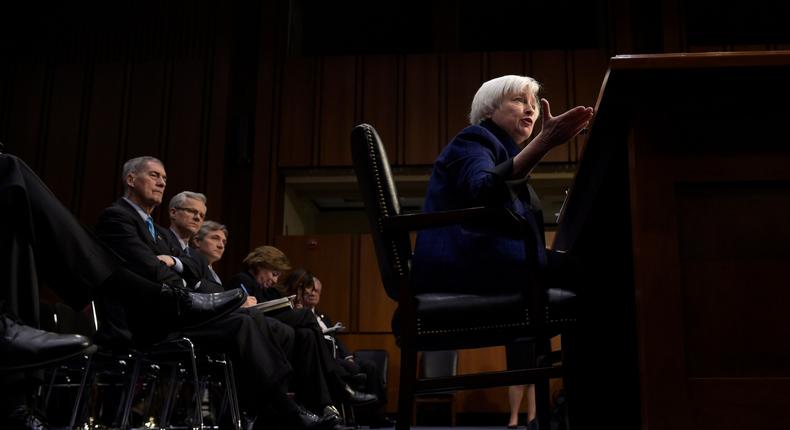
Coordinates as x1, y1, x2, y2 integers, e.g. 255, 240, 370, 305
145, 216, 156, 240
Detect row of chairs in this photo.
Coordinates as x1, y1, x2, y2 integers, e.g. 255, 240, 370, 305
40, 302, 242, 429
41, 301, 392, 429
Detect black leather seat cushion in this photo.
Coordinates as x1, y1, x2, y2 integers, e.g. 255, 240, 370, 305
393, 289, 576, 350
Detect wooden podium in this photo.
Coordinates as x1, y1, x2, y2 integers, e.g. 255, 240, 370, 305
554, 51, 790, 430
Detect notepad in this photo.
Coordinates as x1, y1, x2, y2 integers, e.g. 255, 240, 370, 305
252, 295, 296, 313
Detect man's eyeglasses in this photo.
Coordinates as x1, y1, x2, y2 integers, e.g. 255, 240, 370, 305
175, 207, 205, 220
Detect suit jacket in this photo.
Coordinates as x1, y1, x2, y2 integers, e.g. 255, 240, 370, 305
96, 198, 201, 289
0, 154, 118, 319
161, 227, 224, 293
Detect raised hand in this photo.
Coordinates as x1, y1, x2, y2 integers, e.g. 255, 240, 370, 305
536, 98, 593, 150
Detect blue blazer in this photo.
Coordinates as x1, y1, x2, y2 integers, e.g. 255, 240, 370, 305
412, 120, 545, 294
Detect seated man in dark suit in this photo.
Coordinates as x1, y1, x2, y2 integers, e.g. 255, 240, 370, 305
194, 222, 373, 422
189, 219, 226, 287
95, 156, 334, 429
164, 191, 207, 252
164, 193, 303, 369
294, 271, 394, 428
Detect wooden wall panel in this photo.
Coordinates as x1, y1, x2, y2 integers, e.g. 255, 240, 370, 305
532, 50, 571, 163
0, 3, 236, 236
403, 54, 441, 165
274, 234, 354, 327
278, 57, 317, 167
486, 51, 527, 79
79, 61, 127, 221
456, 346, 510, 413
360, 55, 399, 163
163, 57, 207, 202
445, 53, 483, 144
3, 63, 47, 167
357, 234, 397, 333
319, 56, 356, 166
124, 60, 166, 163
571, 49, 610, 160
273, 49, 610, 169
203, 49, 230, 235
41, 62, 86, 208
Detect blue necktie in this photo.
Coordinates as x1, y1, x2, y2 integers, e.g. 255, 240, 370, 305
145, 216, 156, 240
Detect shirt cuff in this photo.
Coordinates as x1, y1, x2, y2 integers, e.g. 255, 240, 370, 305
172, 257, 184, 273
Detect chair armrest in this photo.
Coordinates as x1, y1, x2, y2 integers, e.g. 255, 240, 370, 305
383, 207, 532, 239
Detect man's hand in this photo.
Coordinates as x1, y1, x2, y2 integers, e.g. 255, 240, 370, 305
325, 322, 346, 334
156, 255, 176, 267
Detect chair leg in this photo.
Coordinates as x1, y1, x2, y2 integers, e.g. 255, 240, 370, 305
158, 364, 179, 427
221, 355, 242, 430
139, 363, 160, 425
560, 330, 578, 430
450, 396, 457, 427
120, 355, 143, 430
535, 337, 552, 430
396, 345, 417, 430
535, 379, 551, 430
42, 366, 59, 409
182, 338, 204, 429
68, 354, 93, 428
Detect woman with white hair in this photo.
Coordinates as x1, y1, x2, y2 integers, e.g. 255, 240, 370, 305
413, 74, 592, 293
412, 75, 593, 429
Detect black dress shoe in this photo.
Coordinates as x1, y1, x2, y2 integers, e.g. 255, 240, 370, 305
0, 315, 96, 371
288, 403, 337, 429
160, 286, 245, 329
346, 371, 367, 388
343, 384, 377, 405
322, 405, 343, 425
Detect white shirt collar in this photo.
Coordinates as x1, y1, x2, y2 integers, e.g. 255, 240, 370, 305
169, 226, 189, 250
122, 196, 152, 223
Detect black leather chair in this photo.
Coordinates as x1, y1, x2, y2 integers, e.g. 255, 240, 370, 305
44, 302, 242, 430
354, 349, 388, 390
350, 123, 578, 430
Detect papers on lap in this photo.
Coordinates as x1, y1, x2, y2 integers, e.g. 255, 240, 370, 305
252, 295, 296, 313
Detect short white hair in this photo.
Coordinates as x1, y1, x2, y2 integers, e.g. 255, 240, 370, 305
169, 191, 207, 210
468, 75, 541, 125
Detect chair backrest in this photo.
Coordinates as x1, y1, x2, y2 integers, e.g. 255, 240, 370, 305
351, 123, 413, 301
419, 350, 458, 379
354, 348, 389, 386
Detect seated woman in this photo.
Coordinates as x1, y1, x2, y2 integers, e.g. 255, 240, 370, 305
411, 75, 592, 430
412, 74, 592, 294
